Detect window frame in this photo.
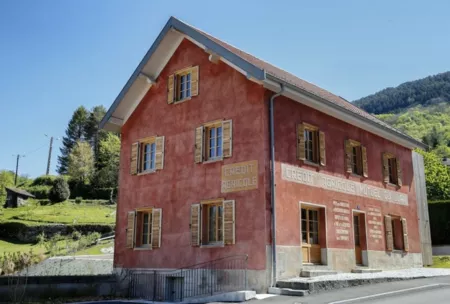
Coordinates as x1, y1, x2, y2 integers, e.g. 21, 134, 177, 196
201, 199, 225, 246
204, 121, 223, 162
349, 140, 363, 176
385, 153, 399, 185
390, 215, 404, 251
174, 68, 192, 103
301, 206, 320, 246
136, 208, 153, 249
137, 137, 157, 175
303, 123, 319, 164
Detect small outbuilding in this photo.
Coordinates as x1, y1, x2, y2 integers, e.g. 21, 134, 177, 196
4, 187, 35, 208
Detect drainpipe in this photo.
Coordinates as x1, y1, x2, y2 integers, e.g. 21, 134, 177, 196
269, 83, 284, 287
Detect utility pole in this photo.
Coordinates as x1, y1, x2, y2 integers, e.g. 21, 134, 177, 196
14, 154, 24, 185
46, 136, 53, 175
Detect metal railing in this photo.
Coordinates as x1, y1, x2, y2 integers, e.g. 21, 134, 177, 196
128, 254, 248, 302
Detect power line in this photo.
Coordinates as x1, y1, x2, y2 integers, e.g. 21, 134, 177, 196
23, 143, 48, 157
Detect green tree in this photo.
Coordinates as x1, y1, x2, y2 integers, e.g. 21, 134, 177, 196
84, 105, 107, 161
49, 177, 70, 203
58, 106, 89, 174
415, 149, 450, 200
0, 170, 14, 204
67, 141, 94, 184
93, 133, 120, 188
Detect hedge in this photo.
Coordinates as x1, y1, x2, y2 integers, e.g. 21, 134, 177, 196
429, 202, 450, 245
25, 185, 51, 199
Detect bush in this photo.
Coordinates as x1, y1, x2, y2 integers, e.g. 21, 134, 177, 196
25, 185, 51, 199
0, 250, 44, 275
49, 177, 70, 203
75, 197, 83, 204
31, 175, 57, 187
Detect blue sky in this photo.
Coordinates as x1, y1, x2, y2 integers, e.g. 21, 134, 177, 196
1, 0, 449, 178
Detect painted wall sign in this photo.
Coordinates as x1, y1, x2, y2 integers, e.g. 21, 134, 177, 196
281, 164, 408, 205
333, 201, 351, 241
367, 206, 383, 244
221, 160, 258, 193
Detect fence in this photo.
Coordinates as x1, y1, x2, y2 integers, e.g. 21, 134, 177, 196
128, 255, 248, 302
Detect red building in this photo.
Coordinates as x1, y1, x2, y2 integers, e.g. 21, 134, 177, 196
100, 17, 431, 294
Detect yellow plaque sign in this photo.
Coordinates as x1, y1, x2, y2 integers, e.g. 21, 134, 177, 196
221, 160, 258, 193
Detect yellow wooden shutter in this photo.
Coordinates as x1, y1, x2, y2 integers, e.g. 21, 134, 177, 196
384, 215, 393, 251
126, 211, 136, 248
401, 217, 409, 252
223, 200, 235, 245
222, 120, 232, 158
194, 126, 204, 163
345, 140, 352, 173
362, 146, 368, 177
190, 204, 201, 246
382, 153, 390, 183
155, 136, 165, 170
297, 124, 305, 160
130, 142, 139, 175
319, 131, 326, 166
168, 74, 175, 104
151, 208, 162, 248
190, 66, 199, 97
397, 158, 403, 187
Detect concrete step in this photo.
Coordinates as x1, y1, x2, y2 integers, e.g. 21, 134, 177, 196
268, 287, 309, 297
351, 268, 383, 274
300, 269, 338, 277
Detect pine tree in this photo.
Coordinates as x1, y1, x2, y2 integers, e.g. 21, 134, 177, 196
57, 106, 89, 174
84, 105, 107, 164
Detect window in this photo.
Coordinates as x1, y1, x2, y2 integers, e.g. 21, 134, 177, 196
384, 215, 409, 252
125, 208, 162, 249
190, 199, 235, 246
195, 120, 232, 163
345, 140, 368, 177
382, 153, 402, 186
167, 66, 199, 104
301, 208, 319, 245
130, 136, 165, 175
297, 123, 326, 166
206, 123, 223, 161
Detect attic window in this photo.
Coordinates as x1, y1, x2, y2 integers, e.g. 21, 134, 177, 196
167, 66, 199, 104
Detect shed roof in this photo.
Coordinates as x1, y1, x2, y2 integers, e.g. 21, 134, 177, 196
5, 187, 35, 198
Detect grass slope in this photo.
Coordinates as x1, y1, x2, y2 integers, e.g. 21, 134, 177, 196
0, 200, 116, 225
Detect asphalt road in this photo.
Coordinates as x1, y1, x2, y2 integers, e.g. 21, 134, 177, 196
252, 275, 450, 304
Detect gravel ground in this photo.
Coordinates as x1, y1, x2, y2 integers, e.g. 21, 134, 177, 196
285, 268, 450, 282
20, 255, 113, 276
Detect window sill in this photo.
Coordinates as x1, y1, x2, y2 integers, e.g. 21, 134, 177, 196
385, 183, 400, 189
134, 247, 152, 251
303, 160, 320, 168
202, 158, 223, 165
173, 97, 192, 105
200, 242, 224, 248
137, 170, 157, 176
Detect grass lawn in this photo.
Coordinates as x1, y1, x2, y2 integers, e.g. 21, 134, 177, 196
0, 200, 116, 225
75, 240, 114, 255
430, 256, 450, 268
0, 238, 46, 254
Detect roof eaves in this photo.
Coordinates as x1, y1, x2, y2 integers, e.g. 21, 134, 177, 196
265, 73, 427, 149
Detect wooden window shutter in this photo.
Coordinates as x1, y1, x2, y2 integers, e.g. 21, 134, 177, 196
155, 136, 165, 170
223, 200, 235, 245
130, 142, 139, 175
382, 153, 390, 183
319, 131, 326, 166
190, 66, 199, 97
384, 215, 393, 251
297, 124, 305, 160
222, 120, 233, 158
151, 208, 162, 248
401, 217, 409, 252
396, 158, 403, 187
362, 146, 368, 177
345, 140, 352, 173
126, 211, 136, 248
167, 74, 175, 104
190, 204, 201, 246
194, 126, 204, 163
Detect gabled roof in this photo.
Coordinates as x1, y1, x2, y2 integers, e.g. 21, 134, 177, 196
100, 17, 426, 149
5, 187, 35, 198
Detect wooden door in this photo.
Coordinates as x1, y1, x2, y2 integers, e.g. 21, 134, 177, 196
354, 214, 362, 265
301, 207, 321, 264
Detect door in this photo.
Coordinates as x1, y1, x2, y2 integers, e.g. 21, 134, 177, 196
354, 214, 362, 265
301, 207, 321, 264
